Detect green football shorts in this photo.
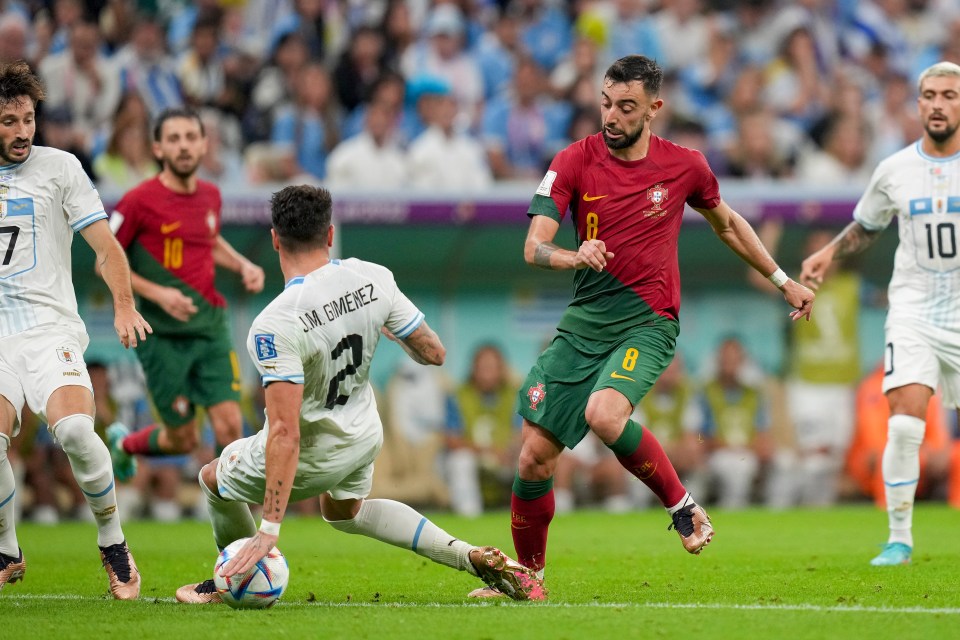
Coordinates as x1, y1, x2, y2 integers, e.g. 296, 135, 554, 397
517, 319, 679, 449
135, 330, 242, 428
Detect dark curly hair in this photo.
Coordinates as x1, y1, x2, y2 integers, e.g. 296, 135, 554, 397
0, 60, 45, 112
604, 55, 663, 97
270, 185, 333, 253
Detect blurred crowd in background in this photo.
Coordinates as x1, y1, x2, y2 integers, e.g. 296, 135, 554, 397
2, 0, 960, 193
7, 0, 960, 521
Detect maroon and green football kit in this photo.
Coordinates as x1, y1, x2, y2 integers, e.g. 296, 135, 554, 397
518, 132, 721, 449
112, 177, 240, 428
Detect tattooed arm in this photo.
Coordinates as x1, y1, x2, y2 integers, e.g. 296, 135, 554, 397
382, 321, 446, 366
523, 215, 614, 272
800, 221, 883, 290
220, 380, 301, 576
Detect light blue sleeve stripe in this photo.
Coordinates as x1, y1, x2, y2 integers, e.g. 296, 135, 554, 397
411, 517, 427, 551
884, 478, 919, 487
394, 312, 425, 339
0, 488, 14, 509
261, 374, 305, 386
81, 480, 114, 498
71, 210, 107, 231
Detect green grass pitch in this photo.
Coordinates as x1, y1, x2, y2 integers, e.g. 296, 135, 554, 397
2, 505, 959, 639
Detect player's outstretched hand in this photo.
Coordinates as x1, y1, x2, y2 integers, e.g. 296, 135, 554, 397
782, 279, 815, 322
219, 530, 277, 578
158, 286, 199, 322
115, 307, 153, 348
799, 246, 835, 291
241, 261, 265, 294
575, 239, 614, 272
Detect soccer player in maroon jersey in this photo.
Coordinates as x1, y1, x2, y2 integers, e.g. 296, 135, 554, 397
102, 108, 265, 483
471, 55, 815, 598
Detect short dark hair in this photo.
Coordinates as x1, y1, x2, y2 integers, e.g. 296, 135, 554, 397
152, 107, 205, 142
270, 185, 333, 253
604, 55, 663, 97
0, 60, 45, 112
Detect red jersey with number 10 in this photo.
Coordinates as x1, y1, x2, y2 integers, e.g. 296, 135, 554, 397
528, 133, 721, 339
110, 177, 226, 337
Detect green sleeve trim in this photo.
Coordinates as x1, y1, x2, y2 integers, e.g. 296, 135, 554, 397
528, 194, 562, 222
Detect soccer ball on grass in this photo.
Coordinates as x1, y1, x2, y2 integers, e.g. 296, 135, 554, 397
213, 538, 289, 609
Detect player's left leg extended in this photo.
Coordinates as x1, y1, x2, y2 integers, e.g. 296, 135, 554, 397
322, 495, 546, 601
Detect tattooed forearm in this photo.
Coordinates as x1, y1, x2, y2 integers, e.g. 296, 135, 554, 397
533, 242, 561, 268
832, 222, 882, 260
265, 488, 282, 519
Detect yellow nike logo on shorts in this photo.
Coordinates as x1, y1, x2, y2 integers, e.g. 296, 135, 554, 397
610, 371, 635, 381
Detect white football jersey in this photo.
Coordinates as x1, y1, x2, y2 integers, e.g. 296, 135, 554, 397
247, 258, 424, 446
0, 146, 106, 338
854, 141, 960, 329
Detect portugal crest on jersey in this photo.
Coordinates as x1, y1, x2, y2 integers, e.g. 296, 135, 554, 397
527, 382, 547, 410
646, 183, 668, 213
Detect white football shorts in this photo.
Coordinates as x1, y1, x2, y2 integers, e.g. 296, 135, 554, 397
0, 323, 92, 435
883, 314, 960, 407
215, 426, 383, 505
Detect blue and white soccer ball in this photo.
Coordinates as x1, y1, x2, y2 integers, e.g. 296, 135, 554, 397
213, 538, 289, 609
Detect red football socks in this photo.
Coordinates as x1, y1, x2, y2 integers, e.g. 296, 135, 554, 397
610, 420, 686, 508
510, 477, 555, 573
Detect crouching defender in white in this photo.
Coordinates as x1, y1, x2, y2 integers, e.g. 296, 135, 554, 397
176, 185, 546, 603
0, 61, 151, 598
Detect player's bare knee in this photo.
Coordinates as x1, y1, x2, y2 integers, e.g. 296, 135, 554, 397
583, 403, 621, 442
167, 427, 197, 453
199, 462, 218, 493
320, 494, 361, 521
517, 446, 557, 481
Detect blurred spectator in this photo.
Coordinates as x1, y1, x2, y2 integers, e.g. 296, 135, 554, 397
554, 432, 632, 514
549, 35, 602, 101
651, 0, 711, 73
762, 26, 828, 130
379, 0, 417, 70
269, 62, 340, 180
342, 70, 420, 144
699, 337, 773, 509
598, 0, 663, 69
750, 224, 864, 507
795, 115, 872, 185
39, 19, 120, 150
517, 0, 572, 72
113, 17, 184, 117
482, 55, 571, 180
370, 359, 450, 509
475, 3, 523, 101
333, 24, 386, 114
407, 77, 492, 191
196, 108, 246, 187
176, 14, 228, 109
93, 109, 157, 194
0, 11, 30, 65
165, 0, 221, 55
445, 344, 520, 517
719, 107, 798, 179
400, 3, 484, 130
633, 354, 707, 503
845, 362, 951, 507
41, 106, 95, 180
865, 71, 923, 166
48, 0, 84, 56
268, 0, 333, 61
843, 0, 912, 77
98, 0, 137, 54
326, 98, 406, 189
247, 31, 309, 142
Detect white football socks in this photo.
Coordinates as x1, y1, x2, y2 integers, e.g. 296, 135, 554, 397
199, 471, 256, 550
326, 498, 477, 575
51, 414, 124, 547
0, 433, 19, 557
882, 414, 925, 548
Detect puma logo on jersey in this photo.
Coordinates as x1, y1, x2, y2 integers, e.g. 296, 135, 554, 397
583, 193, 608, 202
160, 221, 182, 234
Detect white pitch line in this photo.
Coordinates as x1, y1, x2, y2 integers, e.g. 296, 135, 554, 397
4, 594, 960, 615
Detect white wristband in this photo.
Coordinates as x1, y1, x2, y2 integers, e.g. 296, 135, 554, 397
767, 268, 789, 288
259, 520, 281, 536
